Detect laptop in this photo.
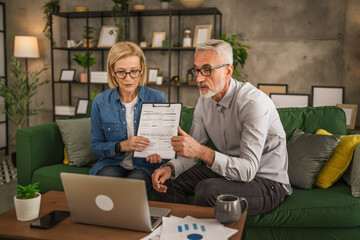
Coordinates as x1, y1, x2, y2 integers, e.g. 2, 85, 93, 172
60, 172, 171, 232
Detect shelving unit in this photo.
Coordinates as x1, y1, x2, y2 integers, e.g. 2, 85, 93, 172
50, 8, 222, 120
0, 2, 8, 154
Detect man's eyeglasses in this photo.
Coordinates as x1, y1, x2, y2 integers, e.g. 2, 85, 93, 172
188, 64, 229, 77
113, 69, 142, 79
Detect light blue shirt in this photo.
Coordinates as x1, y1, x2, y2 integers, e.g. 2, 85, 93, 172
170, 79, 292, 194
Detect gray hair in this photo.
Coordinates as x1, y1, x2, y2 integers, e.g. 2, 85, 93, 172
195, 39, 233, 65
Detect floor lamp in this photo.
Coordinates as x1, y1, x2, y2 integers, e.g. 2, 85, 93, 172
13, 36, 40, 126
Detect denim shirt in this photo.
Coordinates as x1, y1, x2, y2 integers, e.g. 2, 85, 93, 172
89, 86, 166, 175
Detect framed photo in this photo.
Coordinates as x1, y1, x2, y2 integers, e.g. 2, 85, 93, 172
270, 93, 310, 108
336, 104, 358, 130
147, 68, 159, 84
59, 69, 76, 82
312, 86, 344, 107
258, 83, 288, 96
193, 25, 212, 47
76, 99, 89, 116
98, 26, 118, 48
152, 32, 166, 48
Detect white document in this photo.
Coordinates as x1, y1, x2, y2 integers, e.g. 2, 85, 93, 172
134, 103, 182, 159
160, 216, 227, 240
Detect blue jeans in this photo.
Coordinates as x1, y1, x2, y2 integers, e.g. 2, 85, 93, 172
96, 165, 153, 193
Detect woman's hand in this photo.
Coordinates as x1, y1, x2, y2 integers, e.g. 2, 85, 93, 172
120, 136, 150, 152
146, 153, 162, 164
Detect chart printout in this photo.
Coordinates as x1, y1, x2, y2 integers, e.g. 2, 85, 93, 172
134, 103, 182, 159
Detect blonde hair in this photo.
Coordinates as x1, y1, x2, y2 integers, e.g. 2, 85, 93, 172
107, 41, 147, 88
195, 39, 233, 65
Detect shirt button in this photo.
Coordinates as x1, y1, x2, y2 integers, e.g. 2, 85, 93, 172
134, 121, 136, 123
122, 108, 125, 111
108, 128, 110, 130
134, 107, 136, 109
123, 122, 125, 124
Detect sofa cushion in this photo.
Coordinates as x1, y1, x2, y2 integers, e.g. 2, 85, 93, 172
32, 164, 90, 193
315, 129, 360, 189
343, 144, 360, 197
246, 180, 360, 228
287, 129, 340, 189
56, 118, 98, 167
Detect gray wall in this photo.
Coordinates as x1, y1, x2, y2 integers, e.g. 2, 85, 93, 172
3, 0, 360, 145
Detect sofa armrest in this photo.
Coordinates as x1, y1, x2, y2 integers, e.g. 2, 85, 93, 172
16, 122, 64, 186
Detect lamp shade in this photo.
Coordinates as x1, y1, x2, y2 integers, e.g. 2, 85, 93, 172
14, 36, 39, 58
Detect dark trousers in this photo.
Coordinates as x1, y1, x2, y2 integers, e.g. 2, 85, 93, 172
158, 165, 287, 216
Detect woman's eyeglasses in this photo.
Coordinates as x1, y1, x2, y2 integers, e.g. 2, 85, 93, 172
113, 69, 142, 79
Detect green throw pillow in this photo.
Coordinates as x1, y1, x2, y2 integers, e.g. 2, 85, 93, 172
56, 118, 98, 167
287, 129, 340, 189
343, 144, 360, 197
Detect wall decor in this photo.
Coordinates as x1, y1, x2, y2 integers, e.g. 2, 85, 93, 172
312, 86, 344, 107
147, 68, 159, 84
336, 104, 358, 130
152, 32, 166, 48
258, 83, 288, 96
193, 25, 212, 47
59, 69, 76, 82
98, 26, 118, 47
76, 99, 89, 116
270, 93, 309, 108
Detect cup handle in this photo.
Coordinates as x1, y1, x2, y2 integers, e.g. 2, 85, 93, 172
239, 197, 248, 214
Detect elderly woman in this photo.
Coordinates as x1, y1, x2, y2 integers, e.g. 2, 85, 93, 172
89, 41, 166, 192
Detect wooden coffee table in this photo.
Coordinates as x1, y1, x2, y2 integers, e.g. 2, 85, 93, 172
0, 191, 246, 240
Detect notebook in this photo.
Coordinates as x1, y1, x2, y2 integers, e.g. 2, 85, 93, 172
60, 172, 171, 232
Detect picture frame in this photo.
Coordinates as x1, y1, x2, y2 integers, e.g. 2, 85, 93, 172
147, 68, 159, 84
98, 26, 118, 48
312, 86, 345, 107
152, 32, 166, 48
336, 104, 358, 130
59, 69, 76, 82
270, 93, 310, 108
257, 83, 288, 96
76, 99, 89, 116
193, 25, 212, 47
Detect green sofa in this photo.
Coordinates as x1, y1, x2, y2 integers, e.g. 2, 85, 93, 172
16, 106, 360, 239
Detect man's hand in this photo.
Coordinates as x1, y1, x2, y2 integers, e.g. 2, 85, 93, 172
171, 126, 202, 159
120, 136, 149, 152
146, 153, 162, 164
152, 166, 172, 193
172, 126, 215, 166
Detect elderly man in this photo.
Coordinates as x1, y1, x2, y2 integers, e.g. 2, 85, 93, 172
150, 39, 292, 215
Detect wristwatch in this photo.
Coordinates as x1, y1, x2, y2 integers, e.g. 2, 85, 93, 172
115, 142, 121, 155
161, 163, 175, 177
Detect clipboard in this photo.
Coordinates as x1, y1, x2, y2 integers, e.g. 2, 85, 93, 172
134, 103, 182, 159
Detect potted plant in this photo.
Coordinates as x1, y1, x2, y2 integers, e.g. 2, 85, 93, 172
220, 34, 250, 82
159, 0, 172, 9
156, 72, 163, 85
83, 25, 95, 48
14, 182, 41, 221
43, 0, 60, 42
111, 0, 129, 42
73, 52, 96, 83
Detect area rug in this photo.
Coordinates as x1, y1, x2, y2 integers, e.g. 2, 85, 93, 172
0, 157, 17, 185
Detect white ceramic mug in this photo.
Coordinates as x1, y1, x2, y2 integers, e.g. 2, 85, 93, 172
215, 194, 248, 224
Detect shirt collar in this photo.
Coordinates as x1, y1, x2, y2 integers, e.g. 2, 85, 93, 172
110, 86, 145, 103
214, 78, 236, 109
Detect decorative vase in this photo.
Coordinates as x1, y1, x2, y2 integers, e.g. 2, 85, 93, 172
133, 5, 147, 10
156, 76, 163, 85
180, 0, 205, 8
80, 73, 88, 83
83, 39, 93, 48
161, 2, 170, 9
14, 193, 41, 221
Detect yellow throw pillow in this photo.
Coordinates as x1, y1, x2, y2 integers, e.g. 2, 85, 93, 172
63, 148, 69, 164
315, 129, 360, 189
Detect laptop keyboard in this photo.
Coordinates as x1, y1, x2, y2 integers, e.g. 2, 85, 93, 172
151, 216, 160, 226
